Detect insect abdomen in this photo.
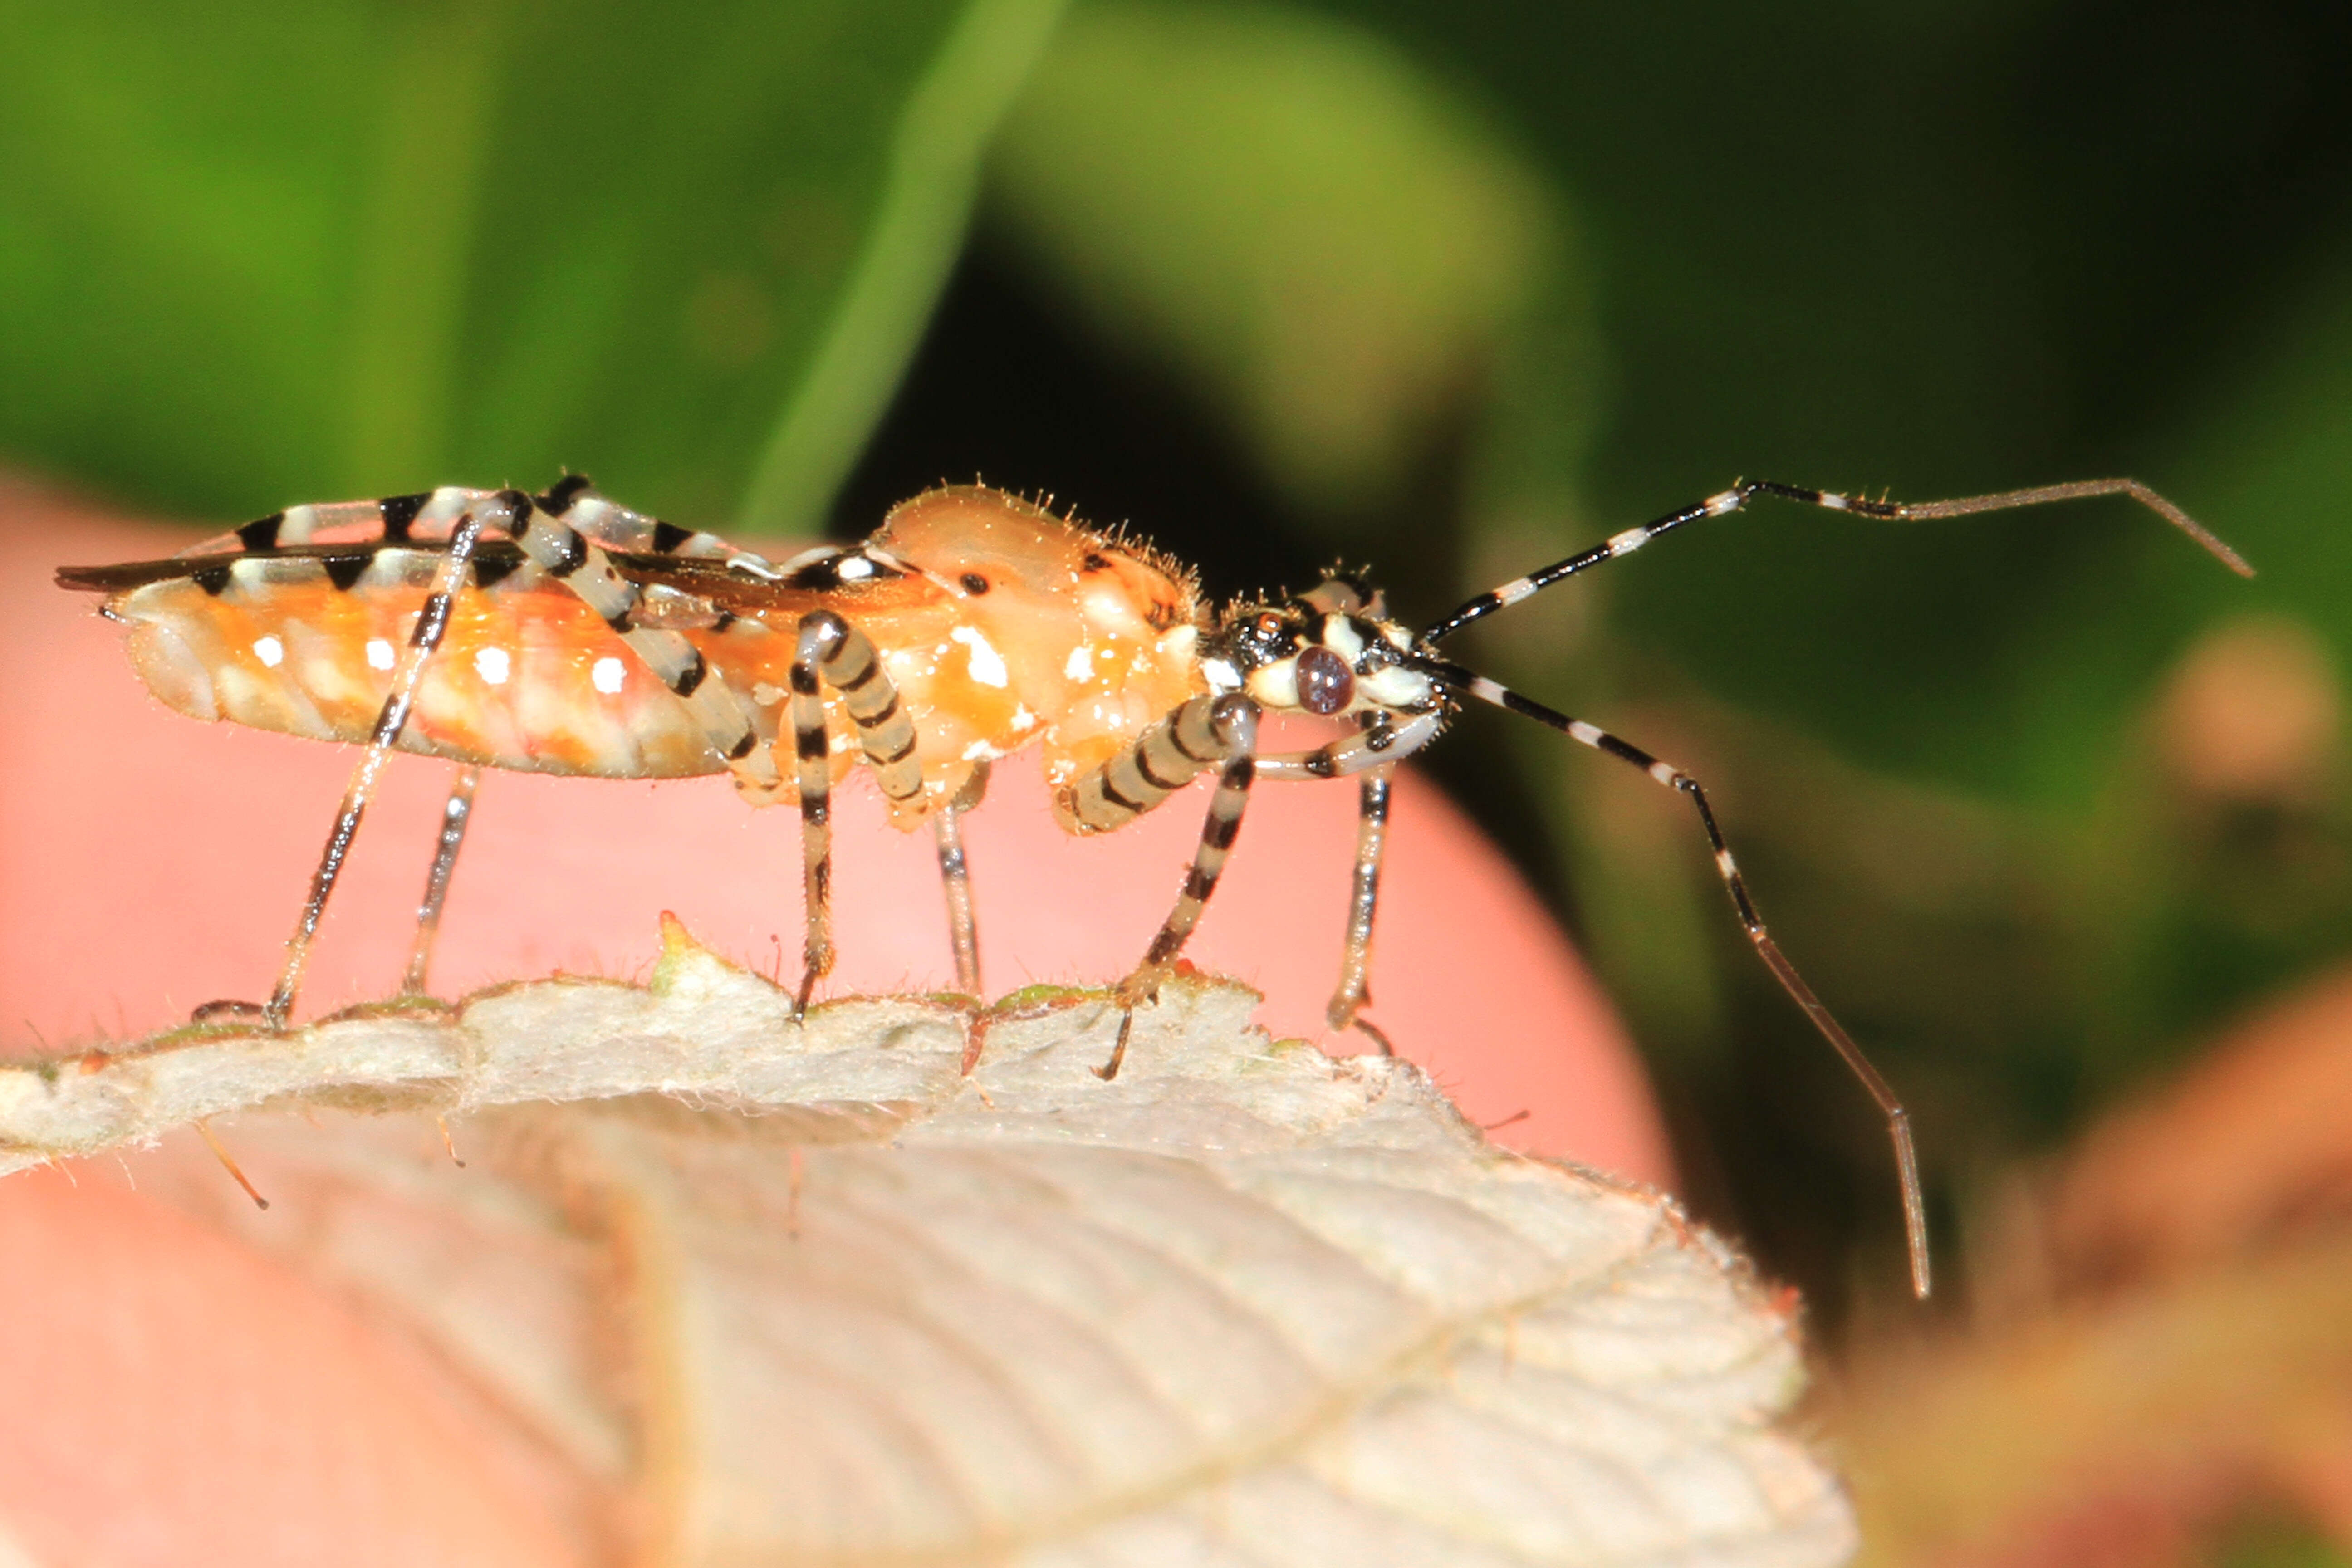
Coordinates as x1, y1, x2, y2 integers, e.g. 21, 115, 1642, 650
113, 554, 728, 779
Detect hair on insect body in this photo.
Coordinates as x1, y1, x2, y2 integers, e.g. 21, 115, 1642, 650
59, 474, 2251, 1296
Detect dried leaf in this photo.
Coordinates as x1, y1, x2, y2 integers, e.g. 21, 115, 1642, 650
4, 921, 1851, 1566
2044, 962, 2352, 1291
1840, 1232, 2352, 1568
1838, 960, 2352, 1568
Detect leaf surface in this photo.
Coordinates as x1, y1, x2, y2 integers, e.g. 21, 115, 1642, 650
2, 926, 1851, 1565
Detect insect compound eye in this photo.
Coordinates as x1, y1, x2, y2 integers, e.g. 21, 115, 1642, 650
960, 572, 990, 594
1295, 644, 1355, 715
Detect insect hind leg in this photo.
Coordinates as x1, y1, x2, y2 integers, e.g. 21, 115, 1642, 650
402, 765, 481, 996
190, 481, 777, 1026
262, 496, 500, 1026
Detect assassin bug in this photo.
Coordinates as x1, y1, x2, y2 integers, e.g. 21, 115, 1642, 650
59, 474, 2249, 1296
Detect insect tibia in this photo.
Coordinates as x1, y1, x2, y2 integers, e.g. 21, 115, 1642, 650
629, 584, 730, 630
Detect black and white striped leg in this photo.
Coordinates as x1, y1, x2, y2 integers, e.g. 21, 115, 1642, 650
1251, 710, 1445, 782
933, 760, 990, 996
1094, 695, 1260, 1081
1326, 763, 1394, 1052
1423, 476, 2250, 644
263, 499, 496, 1027
1452, 670, 1933, 1298
787, 609, 930, 1017
401, 765, 480, 996
513, 486, 780, 796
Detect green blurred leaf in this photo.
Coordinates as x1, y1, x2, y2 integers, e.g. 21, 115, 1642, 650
0, 0, 1063, 528
2166, 247, 2352, 661
740, 0, 1068, 534
986, 0, 1579, 525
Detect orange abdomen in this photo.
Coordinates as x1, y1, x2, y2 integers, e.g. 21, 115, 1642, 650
115, 565, 726, 779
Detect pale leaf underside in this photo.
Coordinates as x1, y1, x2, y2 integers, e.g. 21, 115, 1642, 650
0, 922, 1853, 1567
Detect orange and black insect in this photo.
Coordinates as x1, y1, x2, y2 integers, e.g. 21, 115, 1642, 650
59, 473, 2251, 1295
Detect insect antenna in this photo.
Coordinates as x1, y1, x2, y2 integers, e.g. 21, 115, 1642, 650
1421, 476, 2251, 646
1407, 650, 1933, 1298
1397, 475, 2254, 1296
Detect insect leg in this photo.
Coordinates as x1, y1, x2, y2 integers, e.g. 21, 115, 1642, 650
786, 629, 834, 1018
169, 487, 495, 558
1251, 714, 1447, 1050
513, 487, 781, 796
934, 761, 990, 996
264, 497, 498, 1026
1326, 763, 1395, 1051
1087, 695, 1260, 1081
1449, 668, 1931, 1298
533, 474, 785, 563
180, 479, 758, 563
787, 610, 932, 1016
1423, 476, 2250, 644
401, 765, 481, 996
1252, 710, 1445, 782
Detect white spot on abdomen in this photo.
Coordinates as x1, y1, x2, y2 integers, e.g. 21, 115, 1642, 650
366, 638, 395, 671
251, 635, 284, 668
474, 647, 511, 686
951, 625, 1009, 688
592, 656, 626, 694
1064, 644, 1094, 681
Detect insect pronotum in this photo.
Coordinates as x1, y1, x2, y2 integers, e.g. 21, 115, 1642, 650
59, 475, 2251, 1296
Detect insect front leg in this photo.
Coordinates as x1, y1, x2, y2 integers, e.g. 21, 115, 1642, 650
1326, 763, 1395, 1052
1075, 694, 1261, 1081
787, 609, 932, 1017
1253, 710, 1448, 1054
